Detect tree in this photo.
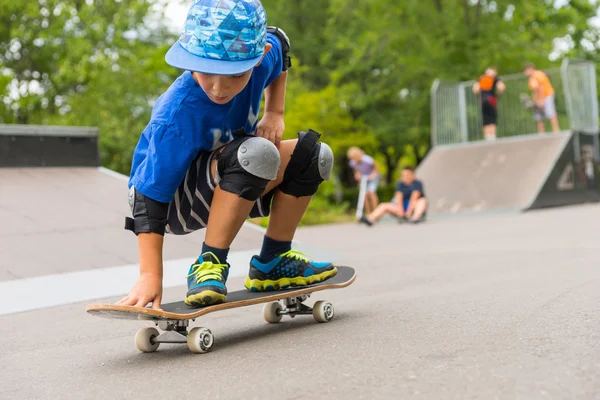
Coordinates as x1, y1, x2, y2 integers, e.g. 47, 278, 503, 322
321, 0, 600, 182
0, 0, 182, 171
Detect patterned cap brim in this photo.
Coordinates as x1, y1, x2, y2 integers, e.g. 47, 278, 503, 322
165, 41, 262, 75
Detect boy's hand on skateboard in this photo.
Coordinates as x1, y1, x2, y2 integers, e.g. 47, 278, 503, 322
256, 111, 284, 147
116, 273, 163, 310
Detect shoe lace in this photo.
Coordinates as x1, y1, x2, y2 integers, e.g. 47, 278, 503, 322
187, 254, 228, 284
280, 249, 310, 263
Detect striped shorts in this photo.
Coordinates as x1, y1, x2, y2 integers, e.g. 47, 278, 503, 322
165, 148, 275, 235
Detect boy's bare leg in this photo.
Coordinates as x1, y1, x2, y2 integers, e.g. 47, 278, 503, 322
364, 192, 373, 214
366, 191, 378, 213
204, 139, 281, 247
185, 139, 281, 307
368, 202, 401, 223
537, 120, 545, 134
372, 191, 379, 209
204, 187, 255, 248
410, 198, 428, 221
245, 139, 338, 291
260, 139, 307, 241
266, 191, 311, 240
484, 124, 496, 140
550, 116, 560, 132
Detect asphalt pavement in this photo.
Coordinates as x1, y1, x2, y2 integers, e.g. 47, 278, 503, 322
2, 203, 600, 400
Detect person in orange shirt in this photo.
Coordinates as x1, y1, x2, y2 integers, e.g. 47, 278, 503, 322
524, 62, 560, 133
473, 67, 506, 141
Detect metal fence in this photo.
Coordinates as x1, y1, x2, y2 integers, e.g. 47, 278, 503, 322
430, 59, 599, 146
562, 59, 599, 134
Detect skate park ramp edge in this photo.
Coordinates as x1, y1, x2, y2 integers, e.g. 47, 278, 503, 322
415, 131, 600, 215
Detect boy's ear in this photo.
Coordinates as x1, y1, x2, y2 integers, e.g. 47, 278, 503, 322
254, 43, 272, 67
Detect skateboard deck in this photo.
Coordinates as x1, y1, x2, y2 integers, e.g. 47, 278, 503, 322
86, 266, 356, 354
519, 93, 543, 113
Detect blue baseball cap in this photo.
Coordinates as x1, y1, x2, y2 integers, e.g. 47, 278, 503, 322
166, 0, 267, 75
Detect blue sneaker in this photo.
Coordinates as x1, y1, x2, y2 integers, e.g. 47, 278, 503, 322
245, 249, 337, 292
185, 252, 229, 307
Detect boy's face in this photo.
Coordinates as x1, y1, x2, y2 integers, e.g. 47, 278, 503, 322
193, 70, 253, 104
192, 43, 272, 105
401, 169, 415, 184
524, 67, 534, 77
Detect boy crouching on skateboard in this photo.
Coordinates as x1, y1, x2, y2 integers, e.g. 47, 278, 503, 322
117, 0, 337, 310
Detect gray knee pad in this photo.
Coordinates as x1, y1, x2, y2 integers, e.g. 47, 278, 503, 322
215, 135, 281, 201
279, 129, 334, 197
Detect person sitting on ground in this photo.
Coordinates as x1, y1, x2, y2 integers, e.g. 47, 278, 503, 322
359, 166, 427, 226
347, 146, 380, 215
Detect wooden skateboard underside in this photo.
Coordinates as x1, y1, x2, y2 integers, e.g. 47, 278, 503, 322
86, 266, 355, 321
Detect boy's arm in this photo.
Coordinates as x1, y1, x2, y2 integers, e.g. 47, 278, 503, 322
368, 161, 379, 180
256, 70, 287, 147
529, 78, 544, 106
472, 82, 480, 94
116, 233, 164, 309
394, 190, 405, 215
497, 80, 506, 95
405, 190, 421, 216
393, 191, 403, 206
264, 70, 287, 115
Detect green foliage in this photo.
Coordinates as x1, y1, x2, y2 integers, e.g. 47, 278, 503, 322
2, 0, 600, 224
0, 0, 182, 173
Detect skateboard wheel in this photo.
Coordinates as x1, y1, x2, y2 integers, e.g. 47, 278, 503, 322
187, 327, 214, 354
263, 302, 283, 323
135, 327, 160, 353
313, 301, 334, 323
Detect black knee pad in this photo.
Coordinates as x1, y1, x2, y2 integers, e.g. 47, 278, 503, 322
216, 135, 281, 201
124, 186, 169, 235
279, 129, 334, 197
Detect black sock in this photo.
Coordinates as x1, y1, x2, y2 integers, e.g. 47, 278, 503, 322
259, 235, 292, 262
200, 242, 230, 264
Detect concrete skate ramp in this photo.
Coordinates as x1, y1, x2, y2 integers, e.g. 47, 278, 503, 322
1, 124, 336, 315
416, 132, 600, 214
0, 124, 265, 281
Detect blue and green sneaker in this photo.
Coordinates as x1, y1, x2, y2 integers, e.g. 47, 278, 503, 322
245, 249, 337, 292
185, 252, 229, 307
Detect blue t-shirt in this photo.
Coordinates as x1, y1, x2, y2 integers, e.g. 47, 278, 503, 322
128, 34, 283, 203
396, 180, 425, 200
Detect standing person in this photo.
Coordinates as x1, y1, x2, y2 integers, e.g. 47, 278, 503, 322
359, 166, 427, 226
117, 0, 338, 310
472, 67, 506, 141
523, 62, 560, 133
347, 146, 380, 215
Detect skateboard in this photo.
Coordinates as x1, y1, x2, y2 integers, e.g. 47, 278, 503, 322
519, 93, 542, 113
86, 266, 356, 354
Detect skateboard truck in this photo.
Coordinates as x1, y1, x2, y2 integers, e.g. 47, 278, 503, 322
152, 320, 189, 343
262, 294, 334, 324
136, 320, 215, 354
278, 294, 313, 318
134, 294, 335, 354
